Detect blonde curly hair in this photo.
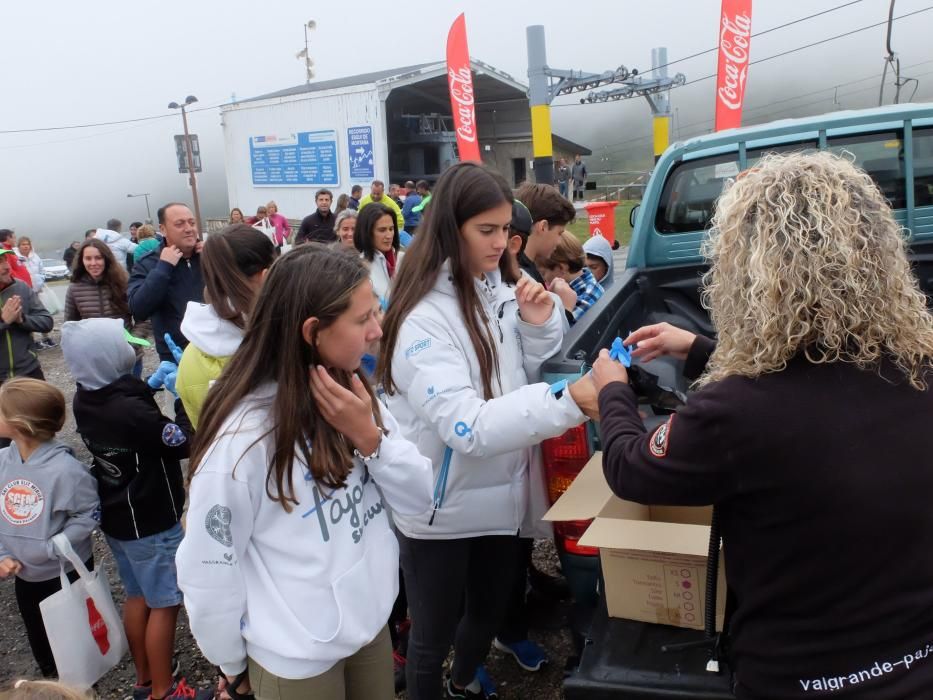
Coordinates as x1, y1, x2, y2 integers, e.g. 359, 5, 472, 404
699, 150, 933, 389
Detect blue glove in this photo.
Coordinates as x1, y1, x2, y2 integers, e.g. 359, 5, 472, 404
164, 368, 178, 398
164, 333, 184, 364
148, 361, 179, 396
609, 336, 633, 368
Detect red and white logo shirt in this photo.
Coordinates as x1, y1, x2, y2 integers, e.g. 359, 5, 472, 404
1, 479, 45, 526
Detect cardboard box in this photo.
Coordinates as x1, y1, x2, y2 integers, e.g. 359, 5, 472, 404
544, 452, 726, 631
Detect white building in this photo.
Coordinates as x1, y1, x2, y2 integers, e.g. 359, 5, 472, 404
220, 59, 590, 219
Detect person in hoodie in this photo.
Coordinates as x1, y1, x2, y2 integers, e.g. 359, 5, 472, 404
16, 237, 56, 350
176, 244, 433, 700
354, 202, 402, 309
128, 203, 204, 363
0, 378, 98, 679
176, 224, 275, 428
376, 162, 599, 700
60, 318, 209, 700
93, 219, 137, 271
582, 233, 614, 288
0, 249, 53, 388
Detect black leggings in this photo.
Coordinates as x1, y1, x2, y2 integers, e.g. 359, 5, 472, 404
15, 557, 94, 677
398, 532, 521, 700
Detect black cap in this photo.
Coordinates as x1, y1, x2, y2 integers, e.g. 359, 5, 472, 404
510, 200, 533, 236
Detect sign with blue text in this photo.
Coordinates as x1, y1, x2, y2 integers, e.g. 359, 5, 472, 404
250, 131, 339, 186
347, 126, 375, 180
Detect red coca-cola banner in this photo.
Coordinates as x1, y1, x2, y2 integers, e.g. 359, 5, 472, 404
714, 0, 753, 131
446, 13, 481, 162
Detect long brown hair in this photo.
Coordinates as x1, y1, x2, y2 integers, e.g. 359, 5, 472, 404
71, 238, 130, 318
378, 162, 513, 399
201, 224, 276, 330
189, 244, 385, 510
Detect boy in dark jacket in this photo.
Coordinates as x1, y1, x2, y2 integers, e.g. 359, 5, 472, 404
60, 317, 211, 700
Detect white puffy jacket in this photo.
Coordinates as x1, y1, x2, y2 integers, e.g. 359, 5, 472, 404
386, 262, 587, 539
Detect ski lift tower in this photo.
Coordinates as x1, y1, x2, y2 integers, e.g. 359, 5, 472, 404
526, 25, 685, 185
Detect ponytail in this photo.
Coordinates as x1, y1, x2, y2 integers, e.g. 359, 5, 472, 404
201, 224, 276, 329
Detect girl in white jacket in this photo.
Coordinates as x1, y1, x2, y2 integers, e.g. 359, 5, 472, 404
175, 246, 434, 700
377, 162, 599, 699
354, 203, 402, 308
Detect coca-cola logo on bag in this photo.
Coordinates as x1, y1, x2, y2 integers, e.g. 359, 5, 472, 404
448, 66, 477, 144
717, 12, 751, 110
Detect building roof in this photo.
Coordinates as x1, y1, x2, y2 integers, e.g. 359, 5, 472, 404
229, 59, 592, 155
239, 62, 438, 103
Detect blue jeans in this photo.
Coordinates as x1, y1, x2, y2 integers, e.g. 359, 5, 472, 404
107, 522, 183, 608
558, 180, 568, 198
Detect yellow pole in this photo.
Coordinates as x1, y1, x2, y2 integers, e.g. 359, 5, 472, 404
653, 114, 670, 162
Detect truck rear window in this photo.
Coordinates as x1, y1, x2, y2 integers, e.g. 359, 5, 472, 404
655, 153, 739, 234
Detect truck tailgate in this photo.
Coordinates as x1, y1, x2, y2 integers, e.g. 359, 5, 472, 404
566, 597, 734, 699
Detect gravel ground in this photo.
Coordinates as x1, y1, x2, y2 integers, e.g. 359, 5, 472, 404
0, 303, 573, 699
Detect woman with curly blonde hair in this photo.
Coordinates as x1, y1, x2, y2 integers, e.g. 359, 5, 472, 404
591, 151, 933, 699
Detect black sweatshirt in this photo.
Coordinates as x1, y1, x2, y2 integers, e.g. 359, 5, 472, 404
598, 336, 933, 699
73, 375, 191, 541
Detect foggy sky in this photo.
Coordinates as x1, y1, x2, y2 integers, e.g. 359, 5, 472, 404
0, 0, 930, 254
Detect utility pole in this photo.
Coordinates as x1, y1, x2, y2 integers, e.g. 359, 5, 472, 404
526, 26, 555, 186
525, 25, 685, 180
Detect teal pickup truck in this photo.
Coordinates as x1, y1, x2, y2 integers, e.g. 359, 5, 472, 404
539, 103, 933, 698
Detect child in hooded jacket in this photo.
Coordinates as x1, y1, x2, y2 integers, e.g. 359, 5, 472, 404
60, 317, 210, 700
0, 378, 98, 679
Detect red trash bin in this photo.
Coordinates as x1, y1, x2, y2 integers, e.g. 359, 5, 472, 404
584, 201, 618, 248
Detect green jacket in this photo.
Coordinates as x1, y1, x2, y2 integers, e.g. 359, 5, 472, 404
358, 194, 405, 230
176, 302, 243, 428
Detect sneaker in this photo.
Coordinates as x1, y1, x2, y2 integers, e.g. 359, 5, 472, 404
42, 338, 58, 349
148, 677, 214, 700
445, 676, 483, 699
129, 656, 182, 699
472, 665, 498, 699
494, 638, 549, 672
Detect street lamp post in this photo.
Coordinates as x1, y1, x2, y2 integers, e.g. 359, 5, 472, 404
126, 193, 152, 224
168, 95, 202, 234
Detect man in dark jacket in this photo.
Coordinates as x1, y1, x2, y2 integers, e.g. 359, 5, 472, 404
128, 203, 203, 362
296, 189, 337, 244
0, 249, 52, 382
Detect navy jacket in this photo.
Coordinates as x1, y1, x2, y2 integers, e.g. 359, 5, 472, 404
128, 243, 203, 361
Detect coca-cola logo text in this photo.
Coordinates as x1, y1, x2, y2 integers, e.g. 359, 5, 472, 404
717, 12, 751, 111
448, 66, 477, 143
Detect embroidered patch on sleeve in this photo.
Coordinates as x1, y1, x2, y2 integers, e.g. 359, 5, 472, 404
649, 417, 673, 458
162, 423, 187, 447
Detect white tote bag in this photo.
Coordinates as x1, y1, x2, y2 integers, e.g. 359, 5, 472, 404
38, 286, 62, 315
39, 533, 128, 689
252, 217, 277, 245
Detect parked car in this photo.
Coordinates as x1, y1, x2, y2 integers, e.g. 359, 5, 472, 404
41, 259, 69, 281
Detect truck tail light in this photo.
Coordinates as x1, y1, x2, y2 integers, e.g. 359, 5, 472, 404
542, 425, 599, 557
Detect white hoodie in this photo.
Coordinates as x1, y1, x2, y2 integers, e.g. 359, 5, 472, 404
175, 384, 433, 679
95, 229, 137, 270
385, 263, 587, 540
